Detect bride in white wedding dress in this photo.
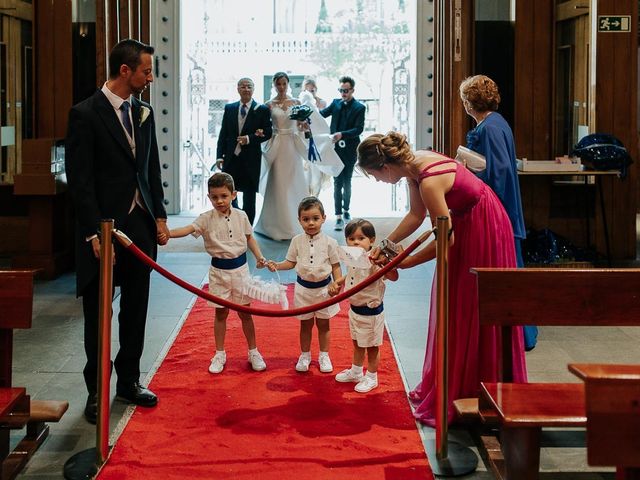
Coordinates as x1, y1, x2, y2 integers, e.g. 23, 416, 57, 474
256, 73, 345, 240
254, 72, 313, 240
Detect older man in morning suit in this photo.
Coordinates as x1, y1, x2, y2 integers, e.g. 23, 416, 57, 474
65, 39, 170, 424
320, 75, 365, 231
216, 78, 272, 224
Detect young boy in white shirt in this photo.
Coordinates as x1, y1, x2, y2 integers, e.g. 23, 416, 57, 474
166, 173, 268, 374
329, 219, 398, 393
267, 196, 342, 373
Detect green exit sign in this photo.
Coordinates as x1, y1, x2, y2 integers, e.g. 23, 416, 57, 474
598, 15, 631, 32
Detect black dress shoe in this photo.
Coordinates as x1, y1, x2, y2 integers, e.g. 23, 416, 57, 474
84, 394, 97, 424
116, 382, 158, 407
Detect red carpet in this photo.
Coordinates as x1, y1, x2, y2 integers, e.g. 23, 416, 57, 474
98, 286, 432, 479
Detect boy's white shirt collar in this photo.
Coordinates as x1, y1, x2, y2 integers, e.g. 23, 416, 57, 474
213, 206, 235, 218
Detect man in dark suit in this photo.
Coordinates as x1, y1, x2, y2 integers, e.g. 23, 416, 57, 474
216, 78, 272, 224
320, 75, 365, 231
65, 39, 170, 424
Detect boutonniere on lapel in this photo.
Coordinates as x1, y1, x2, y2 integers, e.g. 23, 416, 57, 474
139, 106, 151, 127
252, 102, 260, 111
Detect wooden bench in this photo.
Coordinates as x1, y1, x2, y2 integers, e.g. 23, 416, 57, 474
21, 400, 69, 452
569, 363, 640, 479
0, 398, 68, 480
455, 268, 640, 480
0, 271, 35, 388
0, 271, 68, 479
0, 387, 30, 480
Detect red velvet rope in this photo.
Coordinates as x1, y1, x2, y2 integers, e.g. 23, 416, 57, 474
113, 229, 433, 317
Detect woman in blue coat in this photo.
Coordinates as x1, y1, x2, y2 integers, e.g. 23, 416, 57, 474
459, 75, 537, 350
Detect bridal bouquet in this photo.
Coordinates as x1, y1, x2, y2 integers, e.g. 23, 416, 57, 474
288, 104, 312, 122
289, 104, 321, 162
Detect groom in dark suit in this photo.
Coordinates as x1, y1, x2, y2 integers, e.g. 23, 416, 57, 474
320, 75, 365, 231
65, 39, 170, 423
216, 78, 272, 224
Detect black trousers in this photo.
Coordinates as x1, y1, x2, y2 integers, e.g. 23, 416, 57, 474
334, 160, 356, 215
232, 189, 257, 224
82, 206, 156, 394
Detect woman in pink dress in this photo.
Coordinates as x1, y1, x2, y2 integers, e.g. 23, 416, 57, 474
357, 131, 527, 426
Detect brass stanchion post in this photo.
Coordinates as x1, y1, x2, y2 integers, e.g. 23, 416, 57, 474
64, 220, 114, 479
426, 216, 478, 476
435, 216, 449, 461
96, 219, 114, 463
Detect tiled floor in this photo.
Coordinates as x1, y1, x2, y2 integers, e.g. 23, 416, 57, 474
9, 214, 637, 479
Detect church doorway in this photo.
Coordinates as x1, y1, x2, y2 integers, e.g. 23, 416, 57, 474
178, 0, 417, 219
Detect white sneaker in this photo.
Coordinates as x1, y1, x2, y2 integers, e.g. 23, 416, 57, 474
335, 368, 364, 383
248, 350, 266, 371
318, 355, 333, 373
295, 354, 311, 372
355, 374, 378, 393
208, 352, 226, 374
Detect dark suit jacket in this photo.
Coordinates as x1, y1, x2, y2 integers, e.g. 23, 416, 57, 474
216, 99, 272, 192
65, 90, 167, 295
320, 98, 366, 164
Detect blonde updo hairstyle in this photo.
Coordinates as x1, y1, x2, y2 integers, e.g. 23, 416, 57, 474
357, 131, 414, 172
459, 75, 500, 112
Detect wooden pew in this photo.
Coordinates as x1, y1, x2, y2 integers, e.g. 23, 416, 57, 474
0, 271, 35, 389
569, 363, 640, 480
0, 388, 30, 480
460, 268, 640, 480
0, 270, 68, 479
0, 271, 34, 480
17, 400, 69, 458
